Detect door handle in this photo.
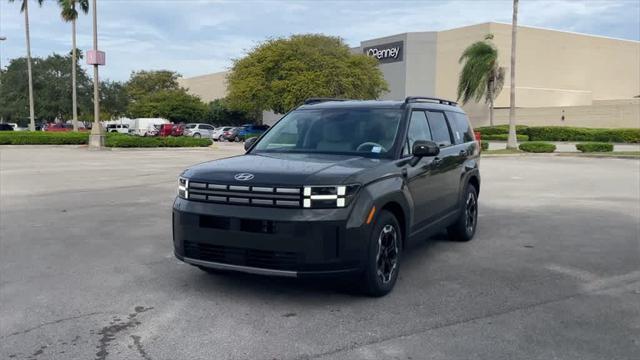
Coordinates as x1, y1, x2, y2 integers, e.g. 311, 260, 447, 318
432, 157, 442, 166
459, 150, 467, 156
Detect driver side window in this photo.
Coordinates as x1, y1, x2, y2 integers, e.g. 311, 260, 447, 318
404, 111, 432, 156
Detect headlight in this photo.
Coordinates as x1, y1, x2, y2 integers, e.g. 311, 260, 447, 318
302, 185, 360, 208
178, 176, 189, 198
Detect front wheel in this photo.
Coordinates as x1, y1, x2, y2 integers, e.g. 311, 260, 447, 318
360, 210, 402, 297
218, 135, 224, 142
447, 184, 478, 242
234, 136, 240, 142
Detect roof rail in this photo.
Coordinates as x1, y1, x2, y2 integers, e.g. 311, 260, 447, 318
404, 96, 458, 106
303, 98, 348, 105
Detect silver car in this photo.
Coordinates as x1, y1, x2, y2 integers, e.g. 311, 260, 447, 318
184, 123, 215, 138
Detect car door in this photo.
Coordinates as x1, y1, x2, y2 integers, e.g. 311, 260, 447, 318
424, 110, 461, 216
403, 110, 441, 230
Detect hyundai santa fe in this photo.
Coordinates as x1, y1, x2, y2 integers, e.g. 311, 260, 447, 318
173, 97, 481, 296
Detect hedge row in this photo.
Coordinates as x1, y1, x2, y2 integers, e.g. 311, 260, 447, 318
481, 134, 529, 141
476, 126, 640, 143
0, 132, 211, 147
105, 133, 211, 147
519, 141, 556, 153
481, 141, 489, 151
575, 142, 614, 153
0, 131, 89, 145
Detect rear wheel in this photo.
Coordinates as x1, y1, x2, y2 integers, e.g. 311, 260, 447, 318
193, 133, 201, 139
447, 184, 478, 242
361, 210, 402, 297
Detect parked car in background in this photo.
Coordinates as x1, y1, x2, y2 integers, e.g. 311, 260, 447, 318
0, 123, 14, 131
184, 123, 215, 138
238, 124, 269, 141
212, 126, 234, 141
171, 123, 185, 136
44, 123, 87, 132
106, 124, 130, 134
222, 127, 242, 142
130, 118, 170, 136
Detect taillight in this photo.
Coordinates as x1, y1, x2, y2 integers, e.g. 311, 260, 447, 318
474, 131, 481, 142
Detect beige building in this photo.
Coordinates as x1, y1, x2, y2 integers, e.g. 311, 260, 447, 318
179, 22, 640, 128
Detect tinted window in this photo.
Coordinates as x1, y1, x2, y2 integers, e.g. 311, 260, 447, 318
406, 111, 432, 155
426, 111, 452, 147
186, 124, 196, 129
447, 111, 474, 144
202, 125, 214, 130
253, 109, 402, 157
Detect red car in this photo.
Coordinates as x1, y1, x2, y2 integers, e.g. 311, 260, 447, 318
45, 123, 88, 132
157, 123, 185, 137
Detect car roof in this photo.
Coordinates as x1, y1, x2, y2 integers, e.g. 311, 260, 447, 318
297, 99, 463, 113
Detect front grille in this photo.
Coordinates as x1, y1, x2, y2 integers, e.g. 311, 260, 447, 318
184, 241, 299, 270
186, 181, 302, 208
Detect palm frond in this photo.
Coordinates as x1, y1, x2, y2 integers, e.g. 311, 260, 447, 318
457, 40, 500, 105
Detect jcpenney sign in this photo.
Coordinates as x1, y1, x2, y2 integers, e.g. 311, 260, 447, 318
363, 41, 403, 64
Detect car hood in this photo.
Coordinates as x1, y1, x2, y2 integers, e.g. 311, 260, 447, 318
183, 153, 389, 185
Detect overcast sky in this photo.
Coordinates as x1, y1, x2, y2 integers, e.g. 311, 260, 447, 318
1, 0, 638, 82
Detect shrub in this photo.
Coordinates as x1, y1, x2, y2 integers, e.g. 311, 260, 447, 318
525, 127, 640, 143
0, 131, 89, 145
0, 131, 211, 147
475, 125, 529, 135
105, 133, 211, 147
575, 142, 614, 152
481, 141, 489, 151
481, 134, 529, 141
519, 141, 556, 153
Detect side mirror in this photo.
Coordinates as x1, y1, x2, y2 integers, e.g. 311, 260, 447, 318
244, 137, 258, 151
409, 140, 439, 166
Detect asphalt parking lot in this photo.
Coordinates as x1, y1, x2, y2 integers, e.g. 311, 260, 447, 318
1, 144, 639, 360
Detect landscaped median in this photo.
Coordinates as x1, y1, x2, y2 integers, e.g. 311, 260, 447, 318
475, 125, 640, 143
0, 132, 212, 147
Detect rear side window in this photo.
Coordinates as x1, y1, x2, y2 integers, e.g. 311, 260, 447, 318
426, 111, 452, 147
405, 111, 432, 156
447, 111, 474, 144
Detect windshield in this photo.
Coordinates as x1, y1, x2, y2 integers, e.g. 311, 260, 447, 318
252, 108, 402, 157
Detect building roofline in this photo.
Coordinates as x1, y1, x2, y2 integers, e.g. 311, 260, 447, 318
360, 21, 639, 45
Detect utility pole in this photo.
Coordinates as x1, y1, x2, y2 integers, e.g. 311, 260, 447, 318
506, 0, 519, 149
0, 36, 5, 123
88, 0, 105, 149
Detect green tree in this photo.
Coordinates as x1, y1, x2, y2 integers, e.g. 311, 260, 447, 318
125, 70, 181, 101
9, 0, 45, 130
207, 98, 251, 126
57, 0, 89, 131
226, 34, 388, 119
100, 80, 129, 119
0, 53, 92, 125
128, 90, 207, 123
457, 34, 505, 126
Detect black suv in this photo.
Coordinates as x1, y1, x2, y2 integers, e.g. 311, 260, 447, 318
173, 97, 480, 296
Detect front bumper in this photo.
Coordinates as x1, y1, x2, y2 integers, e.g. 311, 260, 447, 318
172, 197, 371, 278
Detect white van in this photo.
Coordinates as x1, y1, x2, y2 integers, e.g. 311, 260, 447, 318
130, 118, 170, 136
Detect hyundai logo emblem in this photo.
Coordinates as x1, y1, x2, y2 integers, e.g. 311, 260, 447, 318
234, 173, 255, 181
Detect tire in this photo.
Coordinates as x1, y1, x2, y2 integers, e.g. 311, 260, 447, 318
447, 184, 478, 242
193, 133, 201, 139
234, 136, 240, 142
360, 210, 402, 297
218, 135, 224, 142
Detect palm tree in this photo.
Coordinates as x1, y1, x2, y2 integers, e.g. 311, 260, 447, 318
507, 0, 519, 149
457, 34, 505, 126
58, 0, 89, 132
9, 0, 44, 131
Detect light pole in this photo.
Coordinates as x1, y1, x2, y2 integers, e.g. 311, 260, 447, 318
88, 0, 105, 149
0, 36, 6, 124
